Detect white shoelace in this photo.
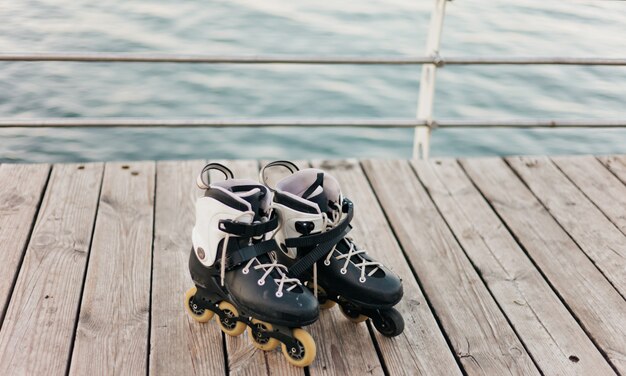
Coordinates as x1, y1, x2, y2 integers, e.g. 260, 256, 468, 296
322, 205, 382, 283
243, 258, 301, 297
219, 212, 301, 298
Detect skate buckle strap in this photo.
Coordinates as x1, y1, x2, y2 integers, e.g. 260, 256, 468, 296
218, 214, 279, 237
285, 199, 354, 248
289, 227, 351, 277
225, 239, 278, 269
287, 199, 354, 277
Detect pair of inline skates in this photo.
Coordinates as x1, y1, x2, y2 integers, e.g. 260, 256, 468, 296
184, 161, 404, 367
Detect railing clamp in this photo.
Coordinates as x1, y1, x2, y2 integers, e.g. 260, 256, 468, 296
432, 53, 445, 68
428, 119, 439, 129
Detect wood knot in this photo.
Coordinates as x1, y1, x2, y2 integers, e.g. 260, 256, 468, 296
0, 193, 25, 210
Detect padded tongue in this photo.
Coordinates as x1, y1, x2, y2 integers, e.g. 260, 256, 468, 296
232, 186, 264, 220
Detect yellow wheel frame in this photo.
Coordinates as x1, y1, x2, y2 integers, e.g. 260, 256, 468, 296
216, 301, 246, 336
281, 328, 316, 367
184, 286, 214, 323
247, 319, 280, 351
339, 304, 368, 323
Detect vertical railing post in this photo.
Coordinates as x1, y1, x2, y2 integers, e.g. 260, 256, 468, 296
413, 0, 448, 159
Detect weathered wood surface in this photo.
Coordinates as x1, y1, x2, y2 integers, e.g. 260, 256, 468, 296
0, 163, 103, 375
461, 157, 626, 374
150, 160, 225, 376
1, 155, 625, 376
363, 160, 540, 375
552, 155, 626, 235
315, 159, 461, 376
413, 158, 615, 375
598, 155, 626, 184
506, 156, 626, 298
0, 163, 50, 322
70, 162, 155, 375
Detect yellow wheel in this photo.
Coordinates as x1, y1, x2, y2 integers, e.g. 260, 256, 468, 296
308, 282, 336, 310
247, 319, 280, 351
216, 301, 246, 336
281, 328, 316, 367
316, 285, 337, 310
184, 287, 214, 323
339, 304, 368, 323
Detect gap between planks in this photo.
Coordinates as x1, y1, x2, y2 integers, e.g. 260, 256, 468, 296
0, 163, 103, 375
69, 162, 155, 375
412, 158, 616, 375
460, 157, 626, 374
313, 159, 461, 376
362, 159, 540, 375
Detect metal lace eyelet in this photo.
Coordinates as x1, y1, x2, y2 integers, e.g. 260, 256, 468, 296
242, 268, 249, 275
340, 268, 347, 275
275, 291, 283, 298
257, 279, 265, 286
359, 277, 366, 283
324, 260, 331, 266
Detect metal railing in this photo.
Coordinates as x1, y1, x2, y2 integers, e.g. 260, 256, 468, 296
1, 0, 625, 158
1, 118, 624, 128
2, 53, 625, 66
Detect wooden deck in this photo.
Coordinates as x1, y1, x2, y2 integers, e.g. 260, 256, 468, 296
0, 155, 625, 376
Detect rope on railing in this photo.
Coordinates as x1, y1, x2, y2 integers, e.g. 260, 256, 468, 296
1, 53, 626, 66
1, 118, 625, 128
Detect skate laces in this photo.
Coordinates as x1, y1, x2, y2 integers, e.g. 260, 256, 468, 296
242, 258, 301, 297
219, 212, 301, 298
322, 204, 381, 283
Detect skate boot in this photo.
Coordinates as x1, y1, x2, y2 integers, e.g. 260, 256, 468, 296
185, 163, 319, 367
261, 161, 404, 337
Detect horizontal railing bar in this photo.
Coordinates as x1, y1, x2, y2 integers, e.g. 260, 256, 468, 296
0, 118, 625, 128
433, 119, 626, 128
1, 53, 626, 66
0, 118, 426, 128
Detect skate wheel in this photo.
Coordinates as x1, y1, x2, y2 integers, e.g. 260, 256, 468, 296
281, 328, 316, 367
373, 308, 404, 337
184, 286, 214, 323
313, 284, 336, 310
216, 301, 246, 336
339, 304, 368, 323
247, 319, 279, 351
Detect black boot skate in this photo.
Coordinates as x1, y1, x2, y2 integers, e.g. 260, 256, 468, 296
261, 161, 404, 337
185, 163, 319, 367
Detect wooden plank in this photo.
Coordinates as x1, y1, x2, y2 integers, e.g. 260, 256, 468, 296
413, 158, 615, 375
0, 163, 50, 323
0, 163, 103, 375
70, 162, 155, 375
597, 155, 626, 184
363, 160, 539, 376
506, 156, 626, 297
150, 160, 226, 376
461, 157, 626, 374
553, 155, 626, 235
266, 160, 385, 376
313, 160, 461, 376
210, 160, 302, 376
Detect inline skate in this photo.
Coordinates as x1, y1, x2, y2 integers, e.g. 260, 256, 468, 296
261, 161, 404, 337
185, 163, 319, 367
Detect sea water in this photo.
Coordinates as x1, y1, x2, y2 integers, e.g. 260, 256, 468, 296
0, 0, 625, 162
